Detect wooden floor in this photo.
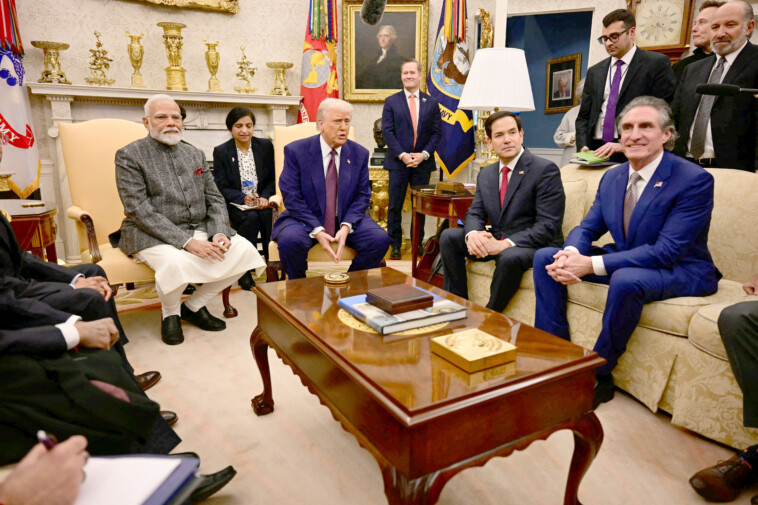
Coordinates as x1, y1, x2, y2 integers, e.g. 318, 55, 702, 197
118, 287, 757, 505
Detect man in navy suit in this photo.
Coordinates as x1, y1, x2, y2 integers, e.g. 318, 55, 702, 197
534, 96, 721, 408
440, 111, 565, 312
272, 98, 390, 279
382, 59, 442, 259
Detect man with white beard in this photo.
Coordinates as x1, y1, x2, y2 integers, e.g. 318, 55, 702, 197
115, 94, 265, 345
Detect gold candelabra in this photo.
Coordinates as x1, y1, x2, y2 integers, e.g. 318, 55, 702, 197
30, 41, 71, 84
85, 31, 114, 86
204, 40, 223, 92
126, 32, 146, 89
234, 46, 256, 94
157, 21, 187, 91
265, 61, 293, 96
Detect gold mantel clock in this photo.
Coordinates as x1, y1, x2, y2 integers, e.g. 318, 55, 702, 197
628, 0, 697, 62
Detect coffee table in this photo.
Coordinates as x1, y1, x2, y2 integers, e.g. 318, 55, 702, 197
250, 268, 604, 505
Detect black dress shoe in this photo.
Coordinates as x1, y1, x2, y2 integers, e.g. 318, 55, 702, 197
751, 493, 758, 505
593, 374, 615, 409
180, 304, 226, 331
390, 246, 401, 260
190, 466, 237, 503
134, 371, 162, 391
238, 270, 256, 291
161, 410, 178, 426
161, 316, 184, 345
690, 453, 756, 502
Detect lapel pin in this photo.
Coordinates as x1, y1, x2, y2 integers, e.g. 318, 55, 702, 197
519, 171, 524, 175
422, 97, 427, 102
232, 157, 235, 162
347, 159, 351, 164
654, 181, 663, 188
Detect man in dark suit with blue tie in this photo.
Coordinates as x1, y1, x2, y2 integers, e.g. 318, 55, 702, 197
439, 111, 565, 312
382, 59, 442, 259
272, 98, 390, 279
534, 96, 721, 408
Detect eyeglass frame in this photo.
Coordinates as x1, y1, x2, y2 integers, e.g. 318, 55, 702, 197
597, 28, 630, 45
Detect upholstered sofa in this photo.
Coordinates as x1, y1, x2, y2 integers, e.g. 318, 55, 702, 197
465, 163, 758, 449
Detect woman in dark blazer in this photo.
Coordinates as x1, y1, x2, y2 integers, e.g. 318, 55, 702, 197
213, 107, 275, 290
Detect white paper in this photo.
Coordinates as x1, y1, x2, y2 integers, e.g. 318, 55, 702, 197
74, 456, 181, 505
230, 202, 258, 211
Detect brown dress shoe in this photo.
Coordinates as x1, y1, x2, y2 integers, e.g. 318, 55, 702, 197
690, 453, 756, 502
134, 371, 162, 391
161, 410, 178, 426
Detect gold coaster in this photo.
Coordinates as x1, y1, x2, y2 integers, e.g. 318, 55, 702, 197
324, 272, 350, 286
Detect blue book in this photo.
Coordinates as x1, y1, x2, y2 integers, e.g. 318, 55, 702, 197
339, 287, 466, 335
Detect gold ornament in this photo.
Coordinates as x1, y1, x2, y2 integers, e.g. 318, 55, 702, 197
30, 41, 71, 84
126, 32, 147, 89
265, 61, 293, 96
233, 46, 256, 94
204, 40, 223, 93
84, 31, 115, 86
478, 9, 493, 49
157, 22, 187, 91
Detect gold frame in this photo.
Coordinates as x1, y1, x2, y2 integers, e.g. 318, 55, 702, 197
342, 1, 428, 102
124, 0, 239, 14
545, 53, 581, 114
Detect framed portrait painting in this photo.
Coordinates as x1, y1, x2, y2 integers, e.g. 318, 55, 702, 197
545, 53, 581, 114
342, 0, 428, 102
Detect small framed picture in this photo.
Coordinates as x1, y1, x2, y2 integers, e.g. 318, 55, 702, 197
545, 53, 581, 114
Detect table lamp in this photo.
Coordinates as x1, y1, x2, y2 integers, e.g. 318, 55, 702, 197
458, 48, 535, 162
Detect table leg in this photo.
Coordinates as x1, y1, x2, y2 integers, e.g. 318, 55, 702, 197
250, 325, 275, 416
411, 200, 419, 277
45, 243, 58, 263
564, 412, 603, 505
381, 464, 445, 505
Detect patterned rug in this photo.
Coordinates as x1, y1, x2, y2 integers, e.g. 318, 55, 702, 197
114, 261, 412, 313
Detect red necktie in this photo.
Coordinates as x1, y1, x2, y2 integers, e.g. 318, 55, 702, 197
500, 166, 511, 207
325, 149, 338, 236
409, 93, 418, 148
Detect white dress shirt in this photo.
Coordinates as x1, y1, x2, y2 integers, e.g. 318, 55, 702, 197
593, 45, 637, 141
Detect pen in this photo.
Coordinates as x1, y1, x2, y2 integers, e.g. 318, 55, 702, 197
37, 430, 58, 450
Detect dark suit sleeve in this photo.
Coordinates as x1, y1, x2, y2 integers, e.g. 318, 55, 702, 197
603, 170, 715, 273
18, 250, 75, 284
258, 139, 276, 200
507, 162, 565, 248
0, 281, 73, 331
575, 71, 595, 150
342, 150, 372, 227
649, 52, 676, 103
382, 97, 404, 160
279, 143, 323, 232
420, 98, 442, 156
212, 144, 246, 206
0, 325, 67, 357
462, 169, 490, 235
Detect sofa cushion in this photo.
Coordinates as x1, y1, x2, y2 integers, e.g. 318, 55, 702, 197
566, 279, 747, 337
689, 292, 757, 360
560, 179, 588, 238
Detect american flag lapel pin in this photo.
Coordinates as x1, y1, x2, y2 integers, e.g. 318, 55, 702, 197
232, 157, 235, 163
654, 181, 663, 188
519, 171, 525, 175
347, 159, 351, 164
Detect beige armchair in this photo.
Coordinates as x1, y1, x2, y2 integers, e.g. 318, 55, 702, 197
59, 118, 237, 317
266, 123, 360, 281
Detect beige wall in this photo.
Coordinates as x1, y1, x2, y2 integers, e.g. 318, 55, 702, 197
18, 0, 497, 152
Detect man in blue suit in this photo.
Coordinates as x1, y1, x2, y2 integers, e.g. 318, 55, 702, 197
382, 59, 442, 259
440, 111, 565, 312
272, 98, 390, 279
533, 96, 721, 407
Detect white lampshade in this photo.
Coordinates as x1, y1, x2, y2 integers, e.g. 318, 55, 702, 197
458, 48, 535, 112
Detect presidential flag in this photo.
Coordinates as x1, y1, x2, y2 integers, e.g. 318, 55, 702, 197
1, 0, 40, 198
297, 0, 339, 123
427, 0, 475, 179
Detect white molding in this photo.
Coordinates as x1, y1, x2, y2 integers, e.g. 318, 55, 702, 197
528, 147, 564, 166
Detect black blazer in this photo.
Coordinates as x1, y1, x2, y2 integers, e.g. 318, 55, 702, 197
672, 42, 758, 173
576, 47, 676, 150
212, 137, 275, 206
463, 148, 565, 249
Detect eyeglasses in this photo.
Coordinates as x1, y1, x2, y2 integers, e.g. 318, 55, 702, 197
149, 114, 183, 122
597, 28, 630, 45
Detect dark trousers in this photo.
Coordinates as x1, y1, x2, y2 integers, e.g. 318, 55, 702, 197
440, 227, 535, 313
275, 218, 390, 279
387, 167, 432, 249
229, 205, 273, 262
719, 301, 758, 428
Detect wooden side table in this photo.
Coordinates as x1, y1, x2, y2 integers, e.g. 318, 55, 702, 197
0, 200, 58, 262
410, 186, 474, 287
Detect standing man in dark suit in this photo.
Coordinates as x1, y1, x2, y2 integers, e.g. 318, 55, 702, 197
672, 1, 724, 85
534, 96, 720, 408
576, 9, 676, 162
440, 111, 565, 312
272, 98, 390, 279
382, 59, 442, 259
672, 0, 757, 173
